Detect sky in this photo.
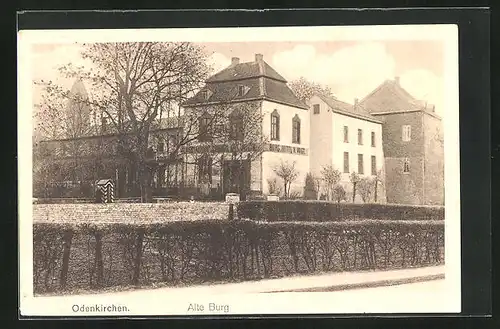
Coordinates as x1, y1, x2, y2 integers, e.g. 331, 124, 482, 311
31, 40, 445, 116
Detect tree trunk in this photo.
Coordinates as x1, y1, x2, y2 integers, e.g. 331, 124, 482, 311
59, 230, 74, 290
94, 232, 104, 287
139, 164, 153, 203
352, 183, 357, 203
374, 179, 378, 203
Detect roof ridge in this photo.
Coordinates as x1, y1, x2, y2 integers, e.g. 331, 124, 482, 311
315, 93, 381, 123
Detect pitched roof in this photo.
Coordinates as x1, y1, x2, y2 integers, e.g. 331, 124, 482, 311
206, 61, 287, 83
315, 94, 382, 124
184, 57, 308, 110
359, 79, 437, 115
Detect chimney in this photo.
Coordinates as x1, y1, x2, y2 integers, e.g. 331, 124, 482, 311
394, 76, 400, 85
354, 98, 359, 111
255, 53, 263, 62
231, 57, 240, 66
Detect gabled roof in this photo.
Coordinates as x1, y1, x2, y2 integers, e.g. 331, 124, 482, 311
206, 61, 287, 83
315, 94, 382, 124
184, 57, 307, 110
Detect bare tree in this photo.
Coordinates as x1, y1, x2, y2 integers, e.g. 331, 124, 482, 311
273, 160, 299, 199
181, 98, 269, 199
333, 184, 346, 203
38, 42, 211, 202
267, 178, 282, 196
321, 165, 342, 201
373, 169, 384, 203
33, 79, 106, 197
358, 177, 374, 203
349, 171, 361, 203
288, 77, 335, 103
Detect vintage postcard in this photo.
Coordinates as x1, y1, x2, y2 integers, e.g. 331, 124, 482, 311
18, 24, 460, 316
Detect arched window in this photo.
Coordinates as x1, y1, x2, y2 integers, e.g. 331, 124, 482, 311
229, 109, 244, 141
292, 114, 301, 144
271, 109, 280, 141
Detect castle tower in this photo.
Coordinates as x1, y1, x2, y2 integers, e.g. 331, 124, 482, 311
66, 79, 91, 137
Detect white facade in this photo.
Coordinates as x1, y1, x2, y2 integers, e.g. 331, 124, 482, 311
309, 95, 386, 201
261, 100, 310, 195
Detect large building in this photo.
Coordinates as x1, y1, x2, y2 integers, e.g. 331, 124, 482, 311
182, 54, 309, 199
358, 77, 444, 205
34, 57, 444, 205
308, 94, 387, 203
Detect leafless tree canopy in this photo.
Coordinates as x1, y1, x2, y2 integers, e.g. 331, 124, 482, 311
273, 160, 299, 199
35, 42, 215, 202
321, 164, 342, 201
288, 76, 335, 103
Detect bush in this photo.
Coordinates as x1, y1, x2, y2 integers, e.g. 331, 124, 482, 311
303, 173, 317, 200
33, 218, 444, 294
236, 200, 444, 222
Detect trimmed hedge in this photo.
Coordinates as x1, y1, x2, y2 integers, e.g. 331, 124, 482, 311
236, 201, 445, 222
33, 219, 444, 294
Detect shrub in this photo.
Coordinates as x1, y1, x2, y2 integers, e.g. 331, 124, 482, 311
303, 173, 317, 200
267, 178, 282, 196
236, 200, 444, 222
333, 185, 346, 203
33, 218, 444, 294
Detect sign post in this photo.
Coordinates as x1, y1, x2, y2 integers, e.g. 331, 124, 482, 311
225, 193, 240, 220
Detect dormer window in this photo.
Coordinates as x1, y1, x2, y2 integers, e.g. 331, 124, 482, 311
157, 142, 164, 153
201, 90, 210, 101
238, 85, 245, 97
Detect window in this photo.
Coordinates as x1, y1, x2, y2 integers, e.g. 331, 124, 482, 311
313, 104, 320, 114
403, 158, 410, 173
157, 142, 164, 153
402, 125, 411, 141
343, 152, 349, 173
169, 134, 178, 150
371, 156, 376, 175
238, 85, 245, 96
198, 156, 212, 183
358, 154, 364, 174
271, 110, 280, 141
198, 114, 212, 142
343, 126, 349, 143
229, 111, 244, 141
292, 115, 301, 144
201, 90, 209, 100
358, 129, 363, 145
371, 131, 376, 147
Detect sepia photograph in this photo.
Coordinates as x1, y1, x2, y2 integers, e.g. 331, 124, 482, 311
18, 24, 460, 316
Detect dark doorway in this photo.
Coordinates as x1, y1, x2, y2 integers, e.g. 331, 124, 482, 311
222, 159, 250, 200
